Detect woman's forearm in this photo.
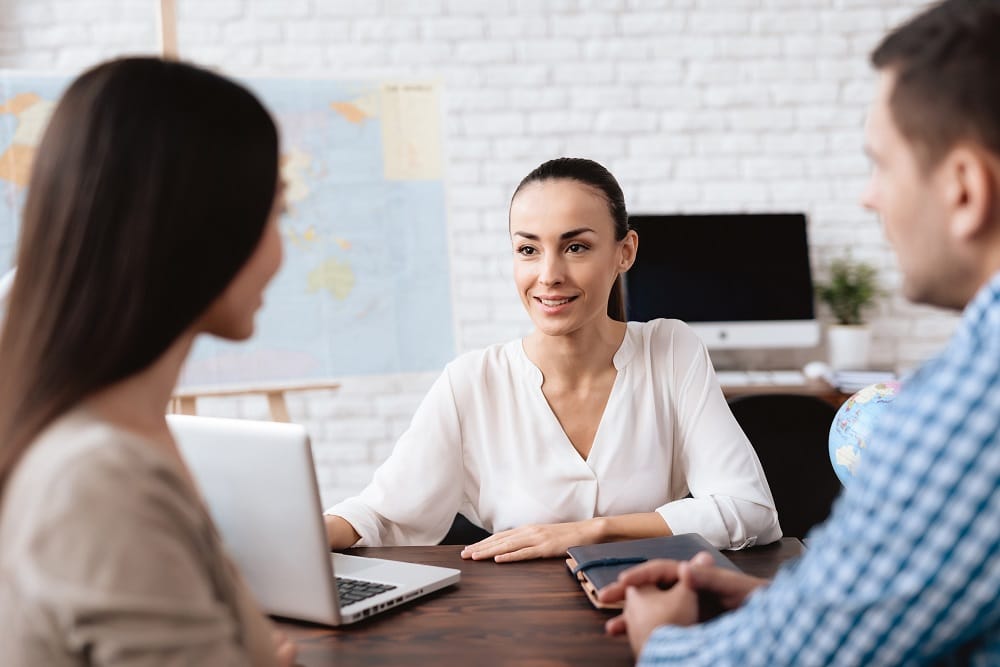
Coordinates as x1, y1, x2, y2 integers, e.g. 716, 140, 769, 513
324, 514, 361, 549
590, 512, 672, 542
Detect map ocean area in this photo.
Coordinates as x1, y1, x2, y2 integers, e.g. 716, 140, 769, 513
0, 73, 455, 385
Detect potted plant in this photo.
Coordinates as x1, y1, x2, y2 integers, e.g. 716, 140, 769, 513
814, 257, 881, 370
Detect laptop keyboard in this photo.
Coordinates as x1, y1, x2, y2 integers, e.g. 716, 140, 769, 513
336, 576, 397, 607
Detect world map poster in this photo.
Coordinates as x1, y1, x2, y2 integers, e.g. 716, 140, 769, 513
0, 73, 455, 387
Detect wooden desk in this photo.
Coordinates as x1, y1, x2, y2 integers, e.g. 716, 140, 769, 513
723, 379, 850, 408
279, 539, 804, 666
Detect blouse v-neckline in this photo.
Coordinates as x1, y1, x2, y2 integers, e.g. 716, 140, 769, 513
514, 324, 638, 466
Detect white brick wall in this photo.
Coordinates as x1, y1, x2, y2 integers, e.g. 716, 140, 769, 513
0, 0, 959, 506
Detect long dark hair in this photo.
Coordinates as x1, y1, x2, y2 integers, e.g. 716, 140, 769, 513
511, 157, 630, 321
0, 57, 279, 492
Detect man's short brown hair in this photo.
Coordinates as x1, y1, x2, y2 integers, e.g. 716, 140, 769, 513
872, 0, 1000, 170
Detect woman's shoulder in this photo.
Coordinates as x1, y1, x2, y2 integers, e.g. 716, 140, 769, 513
21, 410, 162, 476
4, 410, 194, 537
12, 411, 141, 490
444, 338, 525, 377
1, 411, 206, 597
440, 338, 531, 397
629, 318, 706, 353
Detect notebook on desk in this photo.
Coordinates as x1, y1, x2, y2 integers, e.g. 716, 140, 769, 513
167, 414, 460, 625
566, 533, 741, 609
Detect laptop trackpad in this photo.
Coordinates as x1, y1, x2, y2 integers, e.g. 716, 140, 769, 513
331, 552, 388, 576
331, 552, 459, 588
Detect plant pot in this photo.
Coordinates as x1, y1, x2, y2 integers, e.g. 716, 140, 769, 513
827, 324, 871, 371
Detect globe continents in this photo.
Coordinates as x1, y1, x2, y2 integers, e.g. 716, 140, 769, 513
829, 381, 902, 486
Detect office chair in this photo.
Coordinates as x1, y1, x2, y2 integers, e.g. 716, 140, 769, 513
727, 393, 843, 539
439, 513, 492, 546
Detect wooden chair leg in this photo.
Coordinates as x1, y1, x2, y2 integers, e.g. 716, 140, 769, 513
267, 391, 290, 422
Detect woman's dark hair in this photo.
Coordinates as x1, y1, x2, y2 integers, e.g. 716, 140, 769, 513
871, 0, 1000, 170
0, 57, 279, 492
511, 157, 630, 321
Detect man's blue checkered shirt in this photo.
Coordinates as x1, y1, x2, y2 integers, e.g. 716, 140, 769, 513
640, 273, 1000, 666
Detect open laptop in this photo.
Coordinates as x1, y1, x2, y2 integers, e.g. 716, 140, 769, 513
167, 414, 460, 625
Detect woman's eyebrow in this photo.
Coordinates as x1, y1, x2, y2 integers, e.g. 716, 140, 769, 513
511, 227, 596, 240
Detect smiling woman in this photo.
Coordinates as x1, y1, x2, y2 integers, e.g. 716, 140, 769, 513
324, 157, 782, 561
511, 157, 634, 324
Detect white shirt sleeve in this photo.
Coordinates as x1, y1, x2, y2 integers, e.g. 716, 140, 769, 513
653, 324, 782, 549
326, 323, 781, 550
325, 367, 465, 546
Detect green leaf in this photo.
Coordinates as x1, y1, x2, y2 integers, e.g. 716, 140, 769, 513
814, 257, 882, 325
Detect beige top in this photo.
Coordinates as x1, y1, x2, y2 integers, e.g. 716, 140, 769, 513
0, 408, 277, 666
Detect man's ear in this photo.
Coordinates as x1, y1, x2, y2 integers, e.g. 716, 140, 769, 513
944, 146, 996, 241
619, 229, 639, 272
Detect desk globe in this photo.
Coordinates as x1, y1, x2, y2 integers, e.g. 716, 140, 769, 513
829, 381, 902, 486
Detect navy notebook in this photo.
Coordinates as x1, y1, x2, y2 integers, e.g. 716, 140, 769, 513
566, 533, 741, 609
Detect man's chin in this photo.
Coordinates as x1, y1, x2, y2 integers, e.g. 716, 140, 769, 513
904, 281, 967, 311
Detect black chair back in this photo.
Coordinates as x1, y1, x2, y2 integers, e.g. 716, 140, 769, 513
727, 393, 843, 539
439, 513, 491, 546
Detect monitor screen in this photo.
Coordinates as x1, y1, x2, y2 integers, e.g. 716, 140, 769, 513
624, 213, 819, 349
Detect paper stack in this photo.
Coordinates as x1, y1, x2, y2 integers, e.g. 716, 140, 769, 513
831, 369, 897, 393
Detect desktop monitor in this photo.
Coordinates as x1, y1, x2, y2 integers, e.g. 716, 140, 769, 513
624, 213, 820, 350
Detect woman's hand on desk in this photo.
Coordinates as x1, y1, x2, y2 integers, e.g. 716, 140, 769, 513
461, 513, 671, 563
460, 520, 603, 562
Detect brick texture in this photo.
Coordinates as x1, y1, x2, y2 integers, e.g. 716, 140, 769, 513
0, 0, 956, 506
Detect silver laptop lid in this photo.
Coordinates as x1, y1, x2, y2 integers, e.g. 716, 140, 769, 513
167, 414, 341, 624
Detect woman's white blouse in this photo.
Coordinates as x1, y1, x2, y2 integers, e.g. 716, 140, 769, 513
327, 319, 782, 550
